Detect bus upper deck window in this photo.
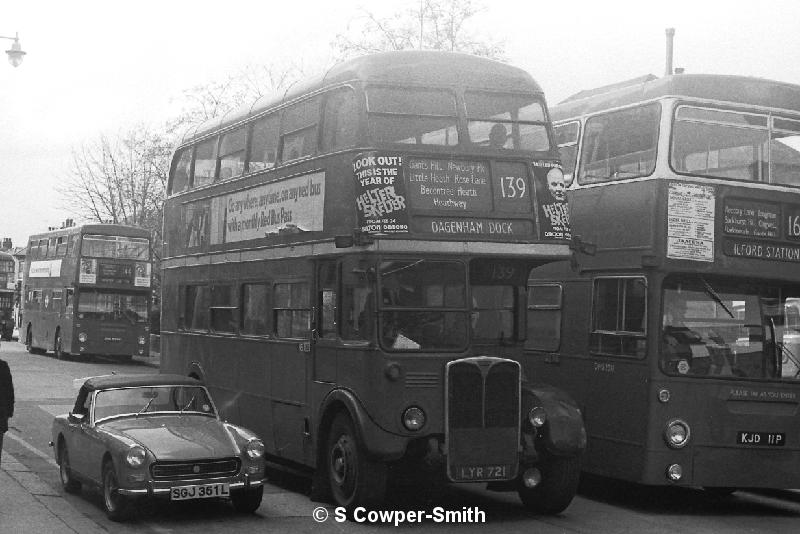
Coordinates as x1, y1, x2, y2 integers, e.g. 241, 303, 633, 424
218, 128, 246, 181
555, 121, 580, 184
170, 147, 192, 194
366, 86, 458, 146
280, 98, 320, 162
771, 117, 800, 187
465, 91, 549, 151
192, 138, 218, 188
322, 88, 358, 151
580, 103, 659, 184
248, 114, 279, 172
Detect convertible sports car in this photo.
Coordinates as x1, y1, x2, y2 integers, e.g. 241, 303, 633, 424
50, 374, 266, 521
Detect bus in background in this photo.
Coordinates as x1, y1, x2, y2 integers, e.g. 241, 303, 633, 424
0, 250, 15, 340
23, 223, 151, 361
527, 73, 800, 491
161, 51, 585, 513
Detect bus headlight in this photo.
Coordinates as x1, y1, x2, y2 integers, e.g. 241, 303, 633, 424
528, 406, 547, 428
78, 332, 88, 343
125, 446, 147, 468
664, 419, 691, 449
666, 463, 683, 481
245, 439, 265, 460
402, 406, 426, 431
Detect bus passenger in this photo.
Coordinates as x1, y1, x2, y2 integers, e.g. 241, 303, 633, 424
489, 123, 508, 148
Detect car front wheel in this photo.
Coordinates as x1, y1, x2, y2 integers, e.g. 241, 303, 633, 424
102, 460, 131, 521
231, 485, 264, 513
58, 443, 81, 494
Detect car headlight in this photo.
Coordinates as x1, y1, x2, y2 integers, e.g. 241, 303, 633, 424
78, 332, 87, 343
125, 445, 147, 468
402, 406, 426, 431
245, 439, 265, 460
664, 419, 691, 449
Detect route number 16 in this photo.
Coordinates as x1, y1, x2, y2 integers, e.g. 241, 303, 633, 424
500, 176, 526, 199
788, 214, 800, 237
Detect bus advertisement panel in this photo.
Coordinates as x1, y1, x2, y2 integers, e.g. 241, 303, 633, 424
530, 73, 800, 491
22, 224, 151, 361
160, 51, 585, 515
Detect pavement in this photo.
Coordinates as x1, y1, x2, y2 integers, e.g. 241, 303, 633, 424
0, 452, 106, 533
0, 340, 160, 532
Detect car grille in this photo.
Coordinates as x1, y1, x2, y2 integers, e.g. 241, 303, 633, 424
150, 458, 241, 480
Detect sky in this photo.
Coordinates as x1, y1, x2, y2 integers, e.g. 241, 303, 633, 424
2, 0, 799, 249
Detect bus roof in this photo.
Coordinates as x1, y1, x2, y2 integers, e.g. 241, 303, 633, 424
181, 50, 544, 146
552, 73, 800, 121
26, 223, 150, 242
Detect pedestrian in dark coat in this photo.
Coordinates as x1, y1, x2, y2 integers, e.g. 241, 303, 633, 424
0, 349, 14, 464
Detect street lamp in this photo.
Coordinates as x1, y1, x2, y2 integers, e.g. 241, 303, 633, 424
1, 32, 25, 67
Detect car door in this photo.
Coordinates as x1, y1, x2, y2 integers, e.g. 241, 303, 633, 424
70, 391, 106, 484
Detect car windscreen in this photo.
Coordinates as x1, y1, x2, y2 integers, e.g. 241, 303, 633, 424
93, 385, 215, 421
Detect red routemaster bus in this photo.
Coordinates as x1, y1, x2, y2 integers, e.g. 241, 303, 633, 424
528, 73, 800, 492
0, 250, 15, 340
161, 51, 585, 513
23, 224, 151, 361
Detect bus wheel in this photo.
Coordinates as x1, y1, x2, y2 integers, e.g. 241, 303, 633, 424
518, 455, 581, 515
325, 412, 387, 511
54, 332, 68, 360
25, 328, 41, 354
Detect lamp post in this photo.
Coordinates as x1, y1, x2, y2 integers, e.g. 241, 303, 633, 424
1, 32, 25, 67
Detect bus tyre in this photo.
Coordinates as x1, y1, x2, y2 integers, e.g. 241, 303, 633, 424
517, 455, 581, 515
326, 413, 387, 511
54, 332, 67, 360
231, 485, 264, 513
58, 443, 81, 494
102, 460, 131, 522
26, 329, 44, 354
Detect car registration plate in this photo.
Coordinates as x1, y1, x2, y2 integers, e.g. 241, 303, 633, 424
736, 431, 785, 446
170, 483, 230, 501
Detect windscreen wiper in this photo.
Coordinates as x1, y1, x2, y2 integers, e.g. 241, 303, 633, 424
136, 396, 155, 417
700, 276, 734, 318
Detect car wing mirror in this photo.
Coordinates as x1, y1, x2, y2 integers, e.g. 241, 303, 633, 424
68, 412, 86, 424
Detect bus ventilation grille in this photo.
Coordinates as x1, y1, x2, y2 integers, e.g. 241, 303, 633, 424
405, 372, 439, 388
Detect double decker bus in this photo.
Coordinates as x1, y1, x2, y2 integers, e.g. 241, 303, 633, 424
161, 51, 585, 513
0, 250, 15, 340
527, 73, 800, 491
22, 224, 152, 361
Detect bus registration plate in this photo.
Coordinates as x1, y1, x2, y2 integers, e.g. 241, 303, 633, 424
452, 464, 513, 481
736, 431, 785, 446
170, 483, 230, 501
